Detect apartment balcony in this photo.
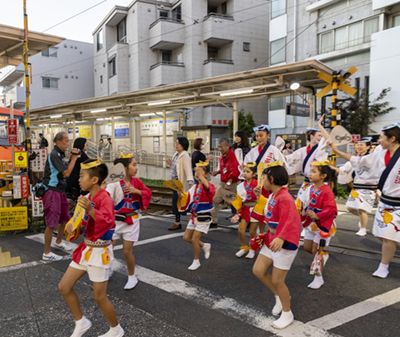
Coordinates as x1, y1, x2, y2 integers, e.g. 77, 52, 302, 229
149, 18, 185, 50
203, 59, 234, 78
203, 13, 234, 43
150, 61, 185, 87
0, 65, 24, 86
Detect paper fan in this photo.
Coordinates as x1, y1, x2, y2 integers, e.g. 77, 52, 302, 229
163, 179, 184, 191
105, 163, 126, 183
322, 125, 352, 149
275, 136, 285, 152
220, 189, 238, 203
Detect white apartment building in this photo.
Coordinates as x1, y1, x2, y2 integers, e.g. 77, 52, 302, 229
0, 39, 94, 111
92, 0, 270, 138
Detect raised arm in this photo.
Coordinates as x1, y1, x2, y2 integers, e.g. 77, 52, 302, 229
317, 114, 330, 141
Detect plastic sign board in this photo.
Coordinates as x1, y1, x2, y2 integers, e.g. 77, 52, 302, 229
13, 175, 29, 199
7, 119, 19, 145
0, 207, 28, 231
14, 151, 28, 168
352, 135, 361, 143
32, 195, 44, 217
31, 148, 47, 172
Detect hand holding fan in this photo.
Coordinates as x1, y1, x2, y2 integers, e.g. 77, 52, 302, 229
322, 125, 352, 150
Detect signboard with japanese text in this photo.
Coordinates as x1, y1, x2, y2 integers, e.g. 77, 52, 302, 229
79, 125, 92, 139
141, 119, 180, 136
100, 124, 112, 138
14, 151, 28, 168
115, 123, 129, 137
286, 103, 310, 117
276, 133, 307, 151
0, 207, 28, 231
31, 148, 48, 172
7, 119, 19, 144
68, 127, 79, 140
13, 175, 29, 199
32, 195, 44, 217
352, 134, 361, 143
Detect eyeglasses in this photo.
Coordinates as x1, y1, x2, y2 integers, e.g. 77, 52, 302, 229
253, 124, 271, 132
306, 128, 319, 132
382, 123, 400, 131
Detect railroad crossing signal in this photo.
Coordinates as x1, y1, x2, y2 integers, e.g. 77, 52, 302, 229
316, 66, 358, 99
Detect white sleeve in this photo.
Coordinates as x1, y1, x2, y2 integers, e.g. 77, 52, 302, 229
300, 186, 311, 216
350, 151, 384, 172
337, 161, 353, 184
286, 148, 304, 175
315, 137, 330, 162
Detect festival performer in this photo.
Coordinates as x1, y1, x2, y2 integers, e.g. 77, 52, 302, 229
251, 161, 301, 329
330, 137, 375, 236
58, 158, 124, 337
286, 115, 330, 203
300, 161, 337, 289
179, 161, 215, 270
231, 162, 259, 259
329, 123, 400, 278
106, 152, 152, 289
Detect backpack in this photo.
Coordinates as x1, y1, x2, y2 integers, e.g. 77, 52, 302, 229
43, 138, 49, 147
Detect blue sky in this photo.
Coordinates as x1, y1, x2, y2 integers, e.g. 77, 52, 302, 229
0, 0, 131, 43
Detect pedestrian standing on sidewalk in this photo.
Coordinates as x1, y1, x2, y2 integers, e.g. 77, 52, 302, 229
211, 138, 241, 227
59, 158, 124, 337
41, 132, 80, 261
166, 137, 194, 230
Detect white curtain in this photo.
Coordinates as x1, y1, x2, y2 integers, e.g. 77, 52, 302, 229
348, 22, 363, 47
320, 32, 334, 54
364, 17, 379, 43
335, 27, 347, 50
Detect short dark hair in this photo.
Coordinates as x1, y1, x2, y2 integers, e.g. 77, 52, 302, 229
114, 157, 134, 167
193, 138, 203, 151
82, 159, 108, 185
197, 164, 210, 174
218, 138, 230, 146
315, 165, 332, 183
39, 133, 43, 137
244, 164, 257, 174
107, 138, 111, 141
54, 132, 67, 144
177, 137, 189, 151
383, 126, 400, 144
263, 166, 288, 186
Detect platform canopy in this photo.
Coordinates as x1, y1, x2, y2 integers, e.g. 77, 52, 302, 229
30, 60, 334, 125
0, 24, 65, 69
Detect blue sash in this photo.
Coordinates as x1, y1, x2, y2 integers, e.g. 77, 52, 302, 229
302, 144, 318, 175
255, 142, 271, 166
378, 147, 400, 192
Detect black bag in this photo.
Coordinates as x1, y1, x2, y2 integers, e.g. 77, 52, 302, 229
33, 181, 48, 198
43, 138, 49, 147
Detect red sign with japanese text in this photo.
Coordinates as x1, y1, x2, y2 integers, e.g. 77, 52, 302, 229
21, 175, 29, 199
7, 119, 19, 145
352, 134, 360, 143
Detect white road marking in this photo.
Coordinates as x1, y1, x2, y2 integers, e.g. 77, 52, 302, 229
307, 287, 400, 330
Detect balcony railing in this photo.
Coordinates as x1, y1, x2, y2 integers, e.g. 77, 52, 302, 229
203, 58, 233, 65
150, 61, 185, 70
149, 17, 184, 29
203, 12, 234, 21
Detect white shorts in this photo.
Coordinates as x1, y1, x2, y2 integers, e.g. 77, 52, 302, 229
303, 227, 332, 246
113, 220, 140, 242
259, 245, 298, 270
70, 261, 112, 283
373, 202, 400, 243
346, 189, 376, 213
186, 218, 211, 234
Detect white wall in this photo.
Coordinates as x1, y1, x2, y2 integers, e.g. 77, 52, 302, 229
370, 26, 400, 131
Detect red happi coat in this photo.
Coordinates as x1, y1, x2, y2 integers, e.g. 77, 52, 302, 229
264, 188, 302, 250
301, 184, 337, 233
72, 189, 115, 265
219, 148, 240, 183
232, 179, 258, 222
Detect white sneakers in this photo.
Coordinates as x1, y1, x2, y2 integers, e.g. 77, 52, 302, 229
245, 249, 255, 259
272, 295, 283, 316
372, 263, 389, 278
188, 259, 201, 271
202, 243, 211, 259
53, 240, 72, 251
272, 310, 294, 329
70, 316, 92, 337
308, 275, 325, 289
42, 252, 63, 261
235, 248, 247, 257
124, 275, 139, 290
98, 324, 124, 337
355, 228, 367, 236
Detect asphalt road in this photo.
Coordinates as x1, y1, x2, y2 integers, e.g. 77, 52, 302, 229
0, 207, 400, 337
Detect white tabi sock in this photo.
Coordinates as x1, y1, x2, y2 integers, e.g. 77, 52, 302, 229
308, 275, 325, 289
272, 295, 283, 316
372, 263, 389, 278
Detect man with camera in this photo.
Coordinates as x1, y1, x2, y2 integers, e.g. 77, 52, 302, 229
41, 132, 81, 261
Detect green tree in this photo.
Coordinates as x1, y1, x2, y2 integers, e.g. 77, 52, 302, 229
228, 109, 256, 138
322, 88, 395, 136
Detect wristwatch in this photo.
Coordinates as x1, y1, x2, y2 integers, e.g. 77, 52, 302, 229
226, 182, 231, 186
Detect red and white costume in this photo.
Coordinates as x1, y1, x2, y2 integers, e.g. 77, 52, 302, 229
244, 143, 287, 167
350, 149, 400, 242
219, 148, 241, 183
300, 184, 337, 244
179, 182, 216, 234
231, 179, 258, 222
106, 177, 152, 242
71, 189, 115, 272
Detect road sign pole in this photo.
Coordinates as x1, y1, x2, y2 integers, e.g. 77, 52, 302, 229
331, 72, 339, 166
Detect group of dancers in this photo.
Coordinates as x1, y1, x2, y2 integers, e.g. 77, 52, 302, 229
57, 119, 400, 335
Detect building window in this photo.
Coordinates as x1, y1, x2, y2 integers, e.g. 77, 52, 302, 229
41, 47, 57, 58
272, 0, 286, 19
159, 10, 169, 19
243, 42, 250, 52
393, 14, 400, 27
270, 38, 285, 65
270, 97, 285, 110
117, 18, 127, 43
207, 46, 219, 59
355, 77, 360, 100
42, 78, 58, 89
364, 76, 369, 96
161, 51, 171, 62
221, 2, 227, 15
319, 17, 380, 54
100, 75, 103, 84
97, 29, 103, 51
108, 57, 116, 77
172, 4, 182, 20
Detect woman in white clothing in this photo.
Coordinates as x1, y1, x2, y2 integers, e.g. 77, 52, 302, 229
330, 123, 400, 278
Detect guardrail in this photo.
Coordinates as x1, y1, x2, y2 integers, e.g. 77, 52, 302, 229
149, 17, 184, 29
203, 12, 234, 21
150, 61, 185, 70
203, 58, 233, 65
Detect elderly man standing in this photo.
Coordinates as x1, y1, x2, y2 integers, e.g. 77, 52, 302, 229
211, 138, 241, 227
42, 132, 80, 261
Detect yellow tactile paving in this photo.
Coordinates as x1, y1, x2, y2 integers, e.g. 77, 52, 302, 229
0, 247, 22, 267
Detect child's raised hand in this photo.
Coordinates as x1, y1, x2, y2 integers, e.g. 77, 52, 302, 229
253, 186, 261, 199
78, 196, 93, 213
231, 214, 240, 223
66, 223, 74, 234
306, 210, 319, 220
269, 237, 284, 252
